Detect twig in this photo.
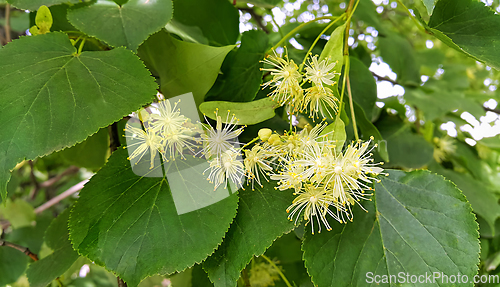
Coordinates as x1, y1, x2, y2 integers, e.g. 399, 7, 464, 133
28, 160, 40, 199
4, 4, 10, 43
484, 107, 500, 114
347, 74, 359, 140
34, 179, 89, 214
239, 7, 269, 34
109, 122, 121, 152
40, 166, 80, 188
372, 71, 399, 85
0, 239, 39, 261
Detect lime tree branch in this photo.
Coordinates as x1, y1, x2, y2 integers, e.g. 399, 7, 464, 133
4, 4, 10, 43
239, 7, 269, 34
34, 179, 89, 214
0, 239, 39, 261
372, 71, 399, 85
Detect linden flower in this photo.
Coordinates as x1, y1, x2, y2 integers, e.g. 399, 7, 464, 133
323, 137, 384, 220
297, 122, 331, 150
294, 141, 333, 183
270, 162, 305, 192
261, 49, 303, 105
304, 55, 339, 87
244, 144, 273, 190
150, 99, 187, 135
249, 259, 282, 287
200, 110, 244, 159
124, 124, 162, 169
161, 128, 197, 161
433, 136, 456, 163
302, 85, 339, 119
287, 184, 344, 234
205, 149, 245, 191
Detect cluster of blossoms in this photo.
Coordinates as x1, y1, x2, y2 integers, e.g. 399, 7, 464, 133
125, 99, 385, 234
261, 49, 340, 119
126, 46, 385, 233
124, 99, 247, 192
433, 136, 456, 163
243, 123, 385, 233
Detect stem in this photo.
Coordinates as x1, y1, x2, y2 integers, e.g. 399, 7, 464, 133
298, 14, 346, 72
261, 255, 292, 287
346, 74, 359, 140
0, 240, 38, 261
34, 179, 89, 214
40, 166, 79, 188
266, 16, 336, 54
394, 0, 427, 33
77, 38, 86, 54
4, 4, 10, 43
343, 0, 358, 55
241, 137, 259, 149
338, 55, 349, 117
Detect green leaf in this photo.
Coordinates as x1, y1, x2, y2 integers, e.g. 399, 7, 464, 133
203, 181, 295, 287
421, 0, 438, 15
0, 199, 35, 229
0, 248, 28, 286
302, 170, 480, 287
348, 102, 389, 162
0, 32, 157, 201
320, 117, 346, 154
170, 0, 239, 46
376, 116, 433, 168
7, 0, 80, 11
35, 5, 52, 34
427, 0, 500, 70
349, 56, 377, 120
199, 98, 277, 126
27, 208, 80, 287
69, 149, 238, 286
59, 128, 110, 170
432, 168, 500, 236
379, 33, 420, 86
138, 30, 235, 107
404, 87, 462, 121
67, 0, 173, 51
319, 22, 346, 76
205, 30, 269, 102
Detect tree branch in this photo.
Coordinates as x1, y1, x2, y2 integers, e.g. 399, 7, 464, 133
239, 7, 270, 34
40, 166, 80, 188
372, 71, 399, 85
484, 107, 500, 114
28, 160, 41, 199
0, 239, 39, 261
4, 4, 10, 43
34, 179, 89, 214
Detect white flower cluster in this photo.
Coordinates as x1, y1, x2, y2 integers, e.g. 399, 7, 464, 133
125, 98, 385, 234
250, 123, 385, 234
261, 50, 340, 119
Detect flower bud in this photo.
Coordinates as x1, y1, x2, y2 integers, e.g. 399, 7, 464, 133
258, 128, 273, 141
268, 134, 281, 145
